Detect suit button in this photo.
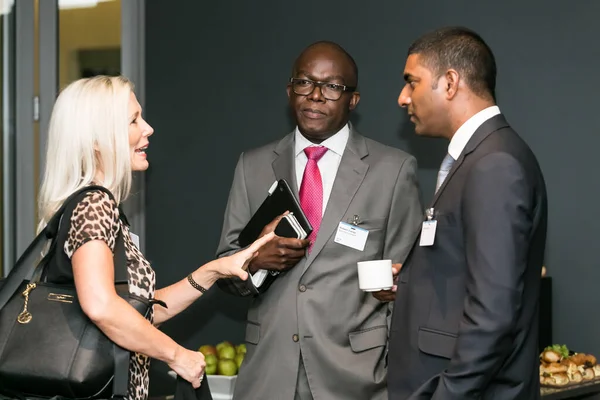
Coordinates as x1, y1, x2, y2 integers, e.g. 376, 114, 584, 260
292, 334, 299, 342
299, 284, 306, 292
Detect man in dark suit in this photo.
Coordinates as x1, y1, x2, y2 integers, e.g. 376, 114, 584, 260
382, 27, 548, 399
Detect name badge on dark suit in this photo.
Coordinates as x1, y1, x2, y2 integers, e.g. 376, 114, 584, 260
420, 208, 437, 246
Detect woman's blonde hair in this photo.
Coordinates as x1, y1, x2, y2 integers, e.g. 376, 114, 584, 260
38, 75, 135, 231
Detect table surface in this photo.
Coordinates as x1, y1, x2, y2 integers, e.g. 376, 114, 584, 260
541, 380, 600, 399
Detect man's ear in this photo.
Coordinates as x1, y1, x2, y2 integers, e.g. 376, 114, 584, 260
286, 85, 292, 99
445, 69, 460, 100
349, 91, 360, 111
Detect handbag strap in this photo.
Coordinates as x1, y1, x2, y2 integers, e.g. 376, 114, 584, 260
110, 228, 129, 398
41, 186, 128, 284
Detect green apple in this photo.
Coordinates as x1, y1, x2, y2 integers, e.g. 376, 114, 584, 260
215, 341, 233, 352
205, 363, 217, 375
234, 353, 245, 369
198, 345, 217, 357
218, 359, 237, 376
235, 344, 247, 355
218, 345, 236, 360
205, 354, 218, 366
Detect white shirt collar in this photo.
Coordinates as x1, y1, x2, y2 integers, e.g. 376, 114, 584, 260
294, 123, 350, 157
448, 106, 501, 160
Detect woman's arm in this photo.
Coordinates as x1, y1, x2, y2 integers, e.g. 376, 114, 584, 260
72, 240, 205, 388
152, 267, 218, 325
153, 232, 275, 325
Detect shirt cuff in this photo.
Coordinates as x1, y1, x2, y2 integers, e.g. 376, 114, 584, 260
251, 269, 268, 287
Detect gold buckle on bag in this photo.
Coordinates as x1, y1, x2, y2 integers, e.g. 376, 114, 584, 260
17, 283, 37, 324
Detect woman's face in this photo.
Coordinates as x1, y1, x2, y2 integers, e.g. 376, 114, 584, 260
128, 92, 154, 171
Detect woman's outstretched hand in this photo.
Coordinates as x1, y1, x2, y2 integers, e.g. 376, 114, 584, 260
209, 232, 276, 280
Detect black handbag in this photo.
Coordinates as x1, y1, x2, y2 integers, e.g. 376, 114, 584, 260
0, 186, 159, 399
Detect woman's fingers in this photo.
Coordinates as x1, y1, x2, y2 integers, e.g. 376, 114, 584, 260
241, 232, 275, 259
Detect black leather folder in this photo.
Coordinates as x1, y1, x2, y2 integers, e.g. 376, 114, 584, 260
238, 179, 313, 247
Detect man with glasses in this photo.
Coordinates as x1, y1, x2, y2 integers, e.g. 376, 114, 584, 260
216, 41, 422, 400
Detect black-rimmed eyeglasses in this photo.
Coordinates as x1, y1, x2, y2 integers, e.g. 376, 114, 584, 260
289, 78, 356, 101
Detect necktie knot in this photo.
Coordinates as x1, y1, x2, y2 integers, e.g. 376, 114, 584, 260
304, 146, 328, 161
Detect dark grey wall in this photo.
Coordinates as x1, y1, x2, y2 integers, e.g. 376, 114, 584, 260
145, 0, 600, 394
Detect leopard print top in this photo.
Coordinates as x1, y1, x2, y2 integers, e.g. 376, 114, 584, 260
63, 190, 156, 400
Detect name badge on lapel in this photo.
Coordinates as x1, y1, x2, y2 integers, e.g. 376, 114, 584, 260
419, 208, 437, 247
335, 221, 369, 251
130, 232, 140, 249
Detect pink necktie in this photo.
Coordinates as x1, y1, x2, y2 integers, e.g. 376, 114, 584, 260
299, 146, 328, 252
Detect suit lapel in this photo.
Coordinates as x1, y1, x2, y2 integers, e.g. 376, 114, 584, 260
271, 131, 298, 197
301, 129, 369, 275
430, 114, 510, 208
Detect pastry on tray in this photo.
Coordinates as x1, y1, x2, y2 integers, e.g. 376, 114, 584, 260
540, 344, 600, 387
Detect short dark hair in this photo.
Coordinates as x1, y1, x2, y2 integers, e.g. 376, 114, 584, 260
294, 41, 359, 87
408, 27, 496, 100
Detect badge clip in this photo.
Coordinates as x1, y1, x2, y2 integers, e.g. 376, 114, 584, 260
348, 214, 361, 226
425, 208, 435, 221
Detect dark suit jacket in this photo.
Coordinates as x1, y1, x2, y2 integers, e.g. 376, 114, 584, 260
388, 114, 547, 400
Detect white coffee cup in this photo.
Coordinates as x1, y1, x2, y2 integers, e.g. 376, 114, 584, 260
357, 259, 394, 292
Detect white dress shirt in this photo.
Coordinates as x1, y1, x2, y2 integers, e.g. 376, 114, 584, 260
294, 124, 349, 214
251, 124, 350, 287
447, 106, 501, 160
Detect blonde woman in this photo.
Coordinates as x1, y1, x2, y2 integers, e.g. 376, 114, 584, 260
35, 76, 273, 400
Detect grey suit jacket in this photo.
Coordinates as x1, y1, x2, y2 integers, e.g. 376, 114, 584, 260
388, 115, 547, 400
216, 127, 422, 400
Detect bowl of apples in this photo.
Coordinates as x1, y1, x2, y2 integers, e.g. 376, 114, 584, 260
198, 341, 246, 400
168, 341, 246, 399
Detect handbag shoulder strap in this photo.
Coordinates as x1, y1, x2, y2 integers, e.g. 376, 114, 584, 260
46, 186, 128, 284
46, 185, 115, 237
